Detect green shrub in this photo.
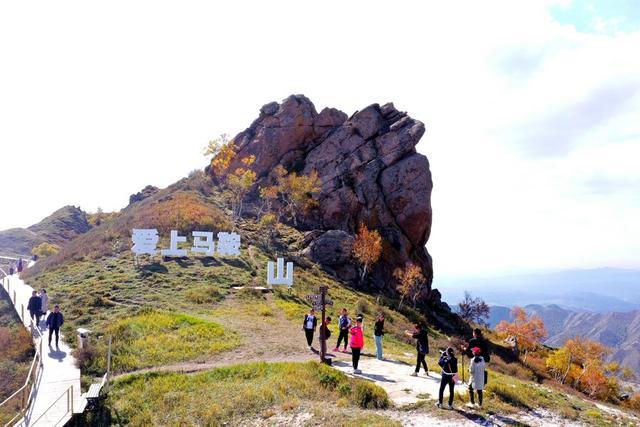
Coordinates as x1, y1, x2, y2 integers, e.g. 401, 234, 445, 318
185, 285, 225, 304
354, 382, 389, 409
486, 383, 532, 410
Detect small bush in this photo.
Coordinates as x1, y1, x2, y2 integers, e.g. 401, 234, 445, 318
185, 286, 224, 305
354, 382, 389, 409
355, 298, 370, 315
487, 383, 532, 410
74, 344, 99, 372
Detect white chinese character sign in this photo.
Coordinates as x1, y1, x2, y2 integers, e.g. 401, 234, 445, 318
267, 258, 294, 288
131, 229, 241, 257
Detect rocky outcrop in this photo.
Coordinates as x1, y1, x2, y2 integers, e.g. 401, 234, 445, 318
227, 95, 434, 301
129, 185, 160, 205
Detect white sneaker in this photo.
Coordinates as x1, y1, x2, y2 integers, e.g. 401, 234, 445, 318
436, 403, 443, 409
465, 402, 475, 408
447, 404, 454, 410
410, 372, 418, 377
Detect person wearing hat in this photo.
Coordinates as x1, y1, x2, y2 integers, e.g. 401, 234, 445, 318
349, 315, 365, 374
468, 346, 486, 407
302, 308, 318, 350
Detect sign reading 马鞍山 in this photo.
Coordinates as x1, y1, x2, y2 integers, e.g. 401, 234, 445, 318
131, 229, 241, 257
267, 257, 293, 288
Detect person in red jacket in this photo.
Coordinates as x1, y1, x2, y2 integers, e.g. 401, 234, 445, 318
350, 315, 364, 374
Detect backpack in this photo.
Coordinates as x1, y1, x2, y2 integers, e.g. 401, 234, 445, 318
438, 354, 450, 369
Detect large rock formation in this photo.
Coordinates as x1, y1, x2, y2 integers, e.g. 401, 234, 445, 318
227, 95, 435, 302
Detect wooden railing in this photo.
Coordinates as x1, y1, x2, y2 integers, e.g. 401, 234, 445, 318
28, 386, 74, 427
0, 276, 45, 426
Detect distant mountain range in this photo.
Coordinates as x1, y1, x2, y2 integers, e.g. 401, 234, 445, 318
488, 304, 640, 376
437, 268, 640, 313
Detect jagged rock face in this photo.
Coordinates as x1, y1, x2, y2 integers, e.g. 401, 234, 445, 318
129, 185, 160, 205
230, 95, 434, 300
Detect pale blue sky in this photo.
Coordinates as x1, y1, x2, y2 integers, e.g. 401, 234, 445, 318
0, 1, 638, 277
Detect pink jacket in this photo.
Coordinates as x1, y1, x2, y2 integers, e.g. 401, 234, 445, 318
350, 326, 364, 349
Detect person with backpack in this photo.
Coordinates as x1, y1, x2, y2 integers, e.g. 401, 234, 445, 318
333, 308, 351, 353
462, 328, 491, 364
27, 290, 42, 324
467, 347, 486, 407
302, 308, 318, 350
319, 316, 332, 347
374, 312, 385, 360
349, 315, 364, 374
46, 305, 64, 348
405, 323, 430, 377
437, 347, 458, 409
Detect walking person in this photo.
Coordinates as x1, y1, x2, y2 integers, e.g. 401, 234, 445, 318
39, 289, 49, 328
350, 315, 364, 374
405, 322, 430, 377
302, 308, 317, 350
374, 312, 385, 360
333, 308, 351, 353
467, 347, 486, 408
27, 291, 42, 324
17, 258, 23, 273
437, 347, 458, 409
46, 305, 64, 348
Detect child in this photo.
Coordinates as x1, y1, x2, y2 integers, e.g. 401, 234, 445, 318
350, 315, 364, 374
437, 347, 458, 410
333, 308, 351, 352
468, 347, 486, 407
302, 308, 317, 350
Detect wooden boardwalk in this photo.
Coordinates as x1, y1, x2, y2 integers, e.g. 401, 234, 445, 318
2, 271, 84, 426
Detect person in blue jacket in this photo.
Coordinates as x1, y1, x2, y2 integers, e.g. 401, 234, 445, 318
46, 305, 64, 347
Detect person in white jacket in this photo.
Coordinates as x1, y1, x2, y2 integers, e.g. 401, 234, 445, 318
39, 289, 49, 328
468, 347, 486, 407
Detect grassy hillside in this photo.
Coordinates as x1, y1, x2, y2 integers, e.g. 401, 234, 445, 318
22, 172, 640, 426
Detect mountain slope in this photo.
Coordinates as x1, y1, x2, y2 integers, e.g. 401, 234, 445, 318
490, 304, 640, 375
0, 205, 91, 257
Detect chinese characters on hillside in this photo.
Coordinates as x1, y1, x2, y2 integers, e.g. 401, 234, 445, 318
131, 229, 294, 287
131, 229, 241, 257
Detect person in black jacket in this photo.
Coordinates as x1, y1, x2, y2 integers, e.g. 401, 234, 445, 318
405, 322, 430, 377
27, 291, 42, 324
374, 313, 385, 360
302, 308, 318, 350
437, 347, 458, 409
46, 305, 64, 347
462, 328, 491, 363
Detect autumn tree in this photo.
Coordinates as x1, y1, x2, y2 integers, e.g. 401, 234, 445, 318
32, 242, 60, 259
394, 263, 426, 310
205, 134, 236, 177
352, 223, 383, 283
458, 291, 490, 326
273, 165, 321, 226
496, 306, 548, 362
225, 155, 257, 229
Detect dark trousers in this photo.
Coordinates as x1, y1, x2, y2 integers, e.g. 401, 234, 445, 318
415, 352, 428, 373
304, 328, 314, 347
469, 385, 483, 405
336, 329, 349, 349
29, 310, 39, 324
352, 347, 361, 370
49, 327, 60, 346
439, 374, 455, 406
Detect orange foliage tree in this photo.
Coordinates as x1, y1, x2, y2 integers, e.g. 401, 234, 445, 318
394, 263, 426, 310
496, 306, 548, 362
225, 155, 257, 228
205, 134, 236, 177
352, 223, 383, 283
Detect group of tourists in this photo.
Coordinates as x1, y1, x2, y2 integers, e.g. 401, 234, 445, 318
302, 309, 490, 410
26, 288, 64, 347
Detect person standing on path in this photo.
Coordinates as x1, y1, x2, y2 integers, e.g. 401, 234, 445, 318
462, 328, 491, 364
467, 347, 486, 407
405, 323, 430, 377
39, 289, 49, 328
302, 308, 318, 350
333, 308, 351, 353
350, 315, 364, 374
46, 305, 64, 348
27, 291, 42, 324
437, 347, 458, 409
374, 312, 385, 360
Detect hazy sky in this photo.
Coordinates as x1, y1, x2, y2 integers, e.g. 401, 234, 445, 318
0, 1, 638, 277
